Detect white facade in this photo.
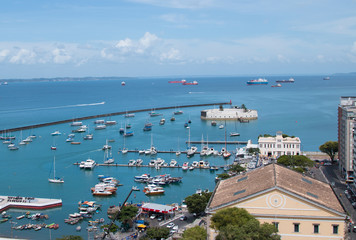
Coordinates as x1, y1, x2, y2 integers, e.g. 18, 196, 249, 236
258, 131, 301, 157
200, 105, 258, 120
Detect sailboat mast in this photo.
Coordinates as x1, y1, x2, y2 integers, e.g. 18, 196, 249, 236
53, 154, 56, 179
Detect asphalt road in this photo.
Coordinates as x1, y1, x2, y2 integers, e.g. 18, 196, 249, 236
320, 164, 356, 238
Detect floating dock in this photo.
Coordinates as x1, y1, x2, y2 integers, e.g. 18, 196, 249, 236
0, 102, 231, 134
186, 141, 248, 145
74, 162, 225, 169
0, 196, 62, 212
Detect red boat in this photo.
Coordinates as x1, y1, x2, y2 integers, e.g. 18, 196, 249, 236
182, 81, 198, 85
168, 79, 186, 83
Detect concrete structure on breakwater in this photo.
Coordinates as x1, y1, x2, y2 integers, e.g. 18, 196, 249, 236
0, 196, 62, 212
0, 102, 231, 134
73, 162, 225, 169
201, 105, 258, 121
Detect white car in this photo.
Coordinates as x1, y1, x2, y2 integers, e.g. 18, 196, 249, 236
150, 214, 156, 219
166, 223, 175, 228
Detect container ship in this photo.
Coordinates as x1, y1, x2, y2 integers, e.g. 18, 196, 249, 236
246, 78, 268, 85
276, 78, 294, 83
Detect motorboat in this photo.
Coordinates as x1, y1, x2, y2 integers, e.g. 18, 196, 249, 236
134, 174, 151, 182
186, 146, 197, 157
230, 132, 240, 137
71, 121, 83, 126
95, 125, 106, 130
148, 159, 156, 167
138, 149, 145, 154
121, 148, 128, 154
136, 159, 143, 166
104, 149, 114, 164
159, 118, 165, 125
84, 159, 96, 170
169, 159, 177, 167
182, 162, 189, 170
191, 161, 199, 168
125, 113, 135, 118
219, 124, 224, 129
211, 121, 217, 126
105, 120, 117, 125
128, 159, 136, 166
94, 119, 105, 124
144, 186, 165, 195
51, 131, 61, 136
102, 140, 111, 150
79, 161, 85, 168
83, 134, 93, 140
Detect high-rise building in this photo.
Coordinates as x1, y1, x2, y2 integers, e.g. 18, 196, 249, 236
338, 96, 356, 181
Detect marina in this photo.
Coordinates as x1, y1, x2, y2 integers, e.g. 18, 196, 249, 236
0, 75, 351, 238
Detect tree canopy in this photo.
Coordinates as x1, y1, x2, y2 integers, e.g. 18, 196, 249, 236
229, 164, 245, 174
182, 226, 207, 240
277, 155, 314, 172
116, 205, 138, 222
145, 227, 170, 240
185, 191, 212, 214
211, 208, 280, 240
319, 141, 338, 162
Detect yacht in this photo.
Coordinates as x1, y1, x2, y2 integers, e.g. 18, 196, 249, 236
94, 119, 105, 124
136, 159, 143, 166
95, 125, 106, 130
128, 159, 136, 166
186, 146, 198, 157
169, 159, 177, 167
182, 162, 189, 170
84, 159, 96, 170
71, 121, 83, 126
51, 131, 61, 136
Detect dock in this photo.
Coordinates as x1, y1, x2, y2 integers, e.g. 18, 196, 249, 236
73, 162, 225, 169
186, 141, 248, 145
0, 196, 62, 213
0, 102, 231, 134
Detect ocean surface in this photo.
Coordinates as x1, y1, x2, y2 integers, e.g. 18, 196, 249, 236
0, 75, 355, 239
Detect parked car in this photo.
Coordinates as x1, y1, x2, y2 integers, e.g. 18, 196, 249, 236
179, 215, 187, 221
150, 214, 156, 219
157, 216, 163, 221
166, 223, 175, 228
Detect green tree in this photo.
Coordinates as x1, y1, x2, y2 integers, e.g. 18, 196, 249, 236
248, 148, 260, 155
277, 155, 314, 172
229, 164, 245, 174
182, 226, 207, 240
56, 236, 83, 240
145, 227, 170, 240
116, 205, 139, 231
319, 141, 338, 162
100, 223, 119, 233
185, 191, 212, 214
211, 208, 280, 240
217, 173, 231, 180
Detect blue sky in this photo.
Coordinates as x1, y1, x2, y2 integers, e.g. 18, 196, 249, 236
0, 0, 356, 78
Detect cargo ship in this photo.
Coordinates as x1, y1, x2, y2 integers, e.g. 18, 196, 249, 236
247, 78, 268, 85
182, 81, 198, 85
276, 78, 294, 83
168, 79, 186, 83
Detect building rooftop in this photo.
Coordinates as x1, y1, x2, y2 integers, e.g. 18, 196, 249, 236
207, 164, 344, 214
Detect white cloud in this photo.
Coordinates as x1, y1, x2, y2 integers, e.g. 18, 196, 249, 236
9, 49, 36, 64
160, 48, 181, 61
352, 42, 356, 54
0, 49, 10, 62
115, 38, 133, 53
127, 0, 214, 9
52, 48, 72, 64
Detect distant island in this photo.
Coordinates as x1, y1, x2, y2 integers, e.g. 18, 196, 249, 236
0, 76, 135, 83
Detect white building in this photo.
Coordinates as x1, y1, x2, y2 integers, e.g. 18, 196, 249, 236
200, 105, 258, 120
258, 131, 301, 157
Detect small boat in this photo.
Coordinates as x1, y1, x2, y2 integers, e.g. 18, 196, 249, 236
125, 113, 135, 118
211, 121, 217, 126
170, 116, 176, 121
174, 110, 183, 115
121, 148, 128, 154
83, 134, 93, 140
71, 121, 83, 126
102, 140, 111, 150
184, 122, 189, 128
94, 119, 105, 124
136, 159, 143, 166
51, 131, 61, 136
187, 146, 198, 157
84, 159, 96, 170
276, 78, 294, 83
182, 162, 189, 170
271, 83, 282, 87
230, 132, 240, 137
121, 81, 126, 86
143, 124, 152, 131
169, 159, 177, 166
159, 118, 165, 125
128, 159, 136, 166
66, 137, 74, 142
95, 125, 106, 130
71, 142, 81, 145
138, 149, 145, 154
323, 76, 330, 80
132, 186, 140, 191
105, 120, 117, 125
48, 155, 64, 183
219, 124, 224, 129
182, 81, 198, 85
124, 131, 134, 137
149, 111, 162, 117
104, 149, 114, 164
16, 215, 25, 220
51, 146, 57, 150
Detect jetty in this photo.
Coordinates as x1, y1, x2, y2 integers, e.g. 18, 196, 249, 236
0, 102, 231, 134
0, 196, 62, 212
186, 141, 248, 145
74, 162, 224, 169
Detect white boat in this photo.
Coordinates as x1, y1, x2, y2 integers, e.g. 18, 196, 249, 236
169, 159, 177, 167
136, 159, 143, 166
84, 159, 96, 170
148, 159, 156, 167
79, 161, 85, 168
104, 149, 114, 164
121, 148, 128, 154
191, 161, 199, 167
94, 119, 105, 124
48, 155, 64, 183
230, 132, 240, 137
219, 124, 224, 129
182, 162, 189, 170
51, 131, 61, 136
102, 140, 111, 150
187, 146, 197, 157
71, 121, 83, 126
128, 159, 136, 166
138, 149, 145, 154
134, 174, 151, 181
105, 120, 117, 125
95, 124, 106, 130
125, 113, 135, 118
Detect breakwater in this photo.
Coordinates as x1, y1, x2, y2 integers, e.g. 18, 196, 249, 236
0, 102, 230, 134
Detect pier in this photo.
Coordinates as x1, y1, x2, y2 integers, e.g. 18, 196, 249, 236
186, 141, 248, 145
73, 162, 225, 169
0, 196, 62, 212
0, 102, 231, 134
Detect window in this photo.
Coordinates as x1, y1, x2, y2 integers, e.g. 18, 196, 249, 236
333, 225, 338, 234
294, 223, 299, 233
313, 224, 319, 233
272, 222, 279, 231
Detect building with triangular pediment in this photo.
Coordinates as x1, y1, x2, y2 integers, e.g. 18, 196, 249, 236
206, 164, 347, 240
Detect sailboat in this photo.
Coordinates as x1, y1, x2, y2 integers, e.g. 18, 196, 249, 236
104, 148, 114, 164
176, 137, 181, 156
48, 154, 64, 183
230, 121, 240, 137
121, 133, 128, 154
222, 125, 231, 159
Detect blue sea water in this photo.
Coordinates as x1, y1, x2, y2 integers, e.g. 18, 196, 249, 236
0, 75, 355, 239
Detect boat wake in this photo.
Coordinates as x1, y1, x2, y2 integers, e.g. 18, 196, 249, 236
0, 102, 105, 113
188, 92, 204, 94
